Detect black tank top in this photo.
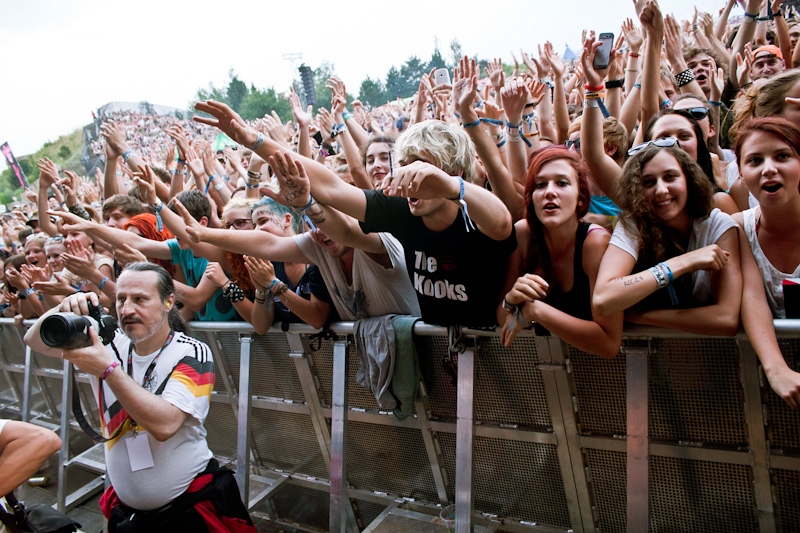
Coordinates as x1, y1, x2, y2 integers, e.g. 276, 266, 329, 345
542, 221, 593, 321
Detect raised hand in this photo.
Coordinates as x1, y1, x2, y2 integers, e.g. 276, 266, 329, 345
543, 42, 564, 78
500, 78, 532, 124
639, 0, 664, 36
172, 199, 206, 243
484, 58, 506, 94
580, 34, 608, 88
290, 88, 313, 127
131, 165, 158, 205
453, 56, 479, 116
262, 151, 311, 208
100, 122, 128, 157
194, 100, 258, 148
33, 272, 75, 296
166, 124, 191, 158
36, 158, 60, 187
114, 243, 147, 267
622, 18, 644, 53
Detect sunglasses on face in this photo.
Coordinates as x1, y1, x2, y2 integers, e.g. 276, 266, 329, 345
225, 218, 253, 230
565, 138, 581, 150
684, 106, 709, 121
627, 137, 681, 156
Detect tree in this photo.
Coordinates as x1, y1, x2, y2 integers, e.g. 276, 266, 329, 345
358, 77, 387, 108
428, 48, 447, 71
239, 87, 291, 122
384, 66, 404, 100
226, 72, 248, 112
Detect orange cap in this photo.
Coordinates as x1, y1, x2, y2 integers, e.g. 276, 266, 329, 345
753, 45, 783, 61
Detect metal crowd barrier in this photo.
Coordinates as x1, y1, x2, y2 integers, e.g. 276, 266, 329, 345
1, 317, 799, 532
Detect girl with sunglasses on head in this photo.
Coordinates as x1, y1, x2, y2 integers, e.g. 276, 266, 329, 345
732, 117, 800, 409
498, 147, 623, 358
593, 142, 742, 336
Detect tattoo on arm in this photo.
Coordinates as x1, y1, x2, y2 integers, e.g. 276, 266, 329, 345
623, 274, 645, 286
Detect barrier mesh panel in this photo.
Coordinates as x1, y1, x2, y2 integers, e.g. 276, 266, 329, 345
271, 483, 329, 530
314, 337, 413, 412
569, 347, 627, 436
438, 433, 571, 528
251, 408, 329, 480
311, 338, 334, 407
0, 327, 26, 365
584, 449, 626, 533
346, 420, 439, 502
766, 339, 800, 451
649, 338, 747, 446
355, 500, 387, 529
214, 332, 307, 403
474, 337, 551, 428
774, 468, 800, 533
417, 336, 458, 420
649, 456, 757, 532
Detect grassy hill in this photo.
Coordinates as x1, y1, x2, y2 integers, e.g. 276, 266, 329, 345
0, 126, 88, 205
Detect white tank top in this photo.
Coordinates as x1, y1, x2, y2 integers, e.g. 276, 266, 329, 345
743, 207, 800, 318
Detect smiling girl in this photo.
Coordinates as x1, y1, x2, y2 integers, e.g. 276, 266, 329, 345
593, 143, 742, 336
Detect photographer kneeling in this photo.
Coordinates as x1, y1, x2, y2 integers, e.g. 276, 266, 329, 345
24, 262, 254, 533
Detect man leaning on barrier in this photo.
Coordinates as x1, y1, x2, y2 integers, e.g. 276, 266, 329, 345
24, 262, 254, 533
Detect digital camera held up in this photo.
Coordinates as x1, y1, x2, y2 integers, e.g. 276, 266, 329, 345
40, 302, 117, 350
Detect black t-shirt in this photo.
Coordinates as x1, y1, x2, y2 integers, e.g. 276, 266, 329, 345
359, 190, 516, 327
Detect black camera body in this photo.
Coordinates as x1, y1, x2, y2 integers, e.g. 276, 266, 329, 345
40, 303, 117, 350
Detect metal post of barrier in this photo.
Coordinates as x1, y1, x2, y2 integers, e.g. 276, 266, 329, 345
455, 338, 476, 533
329, 339, 354, 532
21, 346, 33, 422
538, 337, 596, 533
737, 339, 776, 533
626, 341, 650, 532
236, 334, 253, 505
56, 359, 72, 514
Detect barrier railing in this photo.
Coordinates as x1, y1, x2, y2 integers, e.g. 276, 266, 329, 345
2, 318, 799, 532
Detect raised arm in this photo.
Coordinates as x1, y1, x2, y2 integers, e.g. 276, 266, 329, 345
174, 199, 309, 263
53, 210, 173, 260
454, 57, 524, 220
543, 44, 570, 145
580, 40, 623, 202
194, 100, 368, 220
332, 94, 371, 189
131, 165, 226, 264
35, 158, 61, 236
640, 0, 665, 128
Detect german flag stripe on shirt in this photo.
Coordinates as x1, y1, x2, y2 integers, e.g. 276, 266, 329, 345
170, 357, 215, 398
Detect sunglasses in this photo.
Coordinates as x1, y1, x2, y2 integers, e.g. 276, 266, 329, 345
225, 218, 253, 230
45, 235, 64, 245
565, 138, 581, 150
684, 106, 709, 121
627, 137, 681, 156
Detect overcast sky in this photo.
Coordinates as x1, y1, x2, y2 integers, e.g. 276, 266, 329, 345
0, 0, 732, 168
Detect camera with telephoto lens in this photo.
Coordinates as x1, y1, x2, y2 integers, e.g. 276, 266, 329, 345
40, 302, 117, 350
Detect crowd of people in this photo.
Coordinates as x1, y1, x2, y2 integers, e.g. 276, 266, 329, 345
3, 0, 800, 528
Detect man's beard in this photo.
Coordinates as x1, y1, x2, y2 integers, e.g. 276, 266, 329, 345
123, 312, 167, 346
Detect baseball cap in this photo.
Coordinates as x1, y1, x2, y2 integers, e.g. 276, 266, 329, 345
753, 45, 783, 61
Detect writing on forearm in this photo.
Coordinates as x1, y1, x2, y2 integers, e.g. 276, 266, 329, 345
623, 274, 645, 286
